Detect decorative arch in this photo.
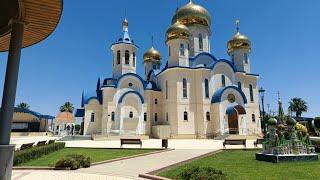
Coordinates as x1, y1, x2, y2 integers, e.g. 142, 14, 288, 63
189, 52, 218, 67
211, 86, 248, 104
118, 90, 144, 104
116, 73, 146, 92
226, 105, 246, 116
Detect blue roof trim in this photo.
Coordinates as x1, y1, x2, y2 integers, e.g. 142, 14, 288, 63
116, 73, 147, 89
82, 90, 103, 105
155, 65, 211, 77
13, 107, 54, 119
111, 42, 139, 48
118, 91, 144, 104
75, 108, 85, 117
210, 59, 237, 72
211, 86, 248, 104
189, 52, 218, 61
246, 73, 259, 77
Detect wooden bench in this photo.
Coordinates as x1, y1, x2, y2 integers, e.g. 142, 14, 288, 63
47, 139, 56, 144
36, 141, 47, 146
120, 138, 142, 148
20, 142, 34, 151
223, 139, 246, 148
254, 138, 264, 147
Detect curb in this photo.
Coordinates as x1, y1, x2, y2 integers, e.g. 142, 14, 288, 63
139, 174, 171, 180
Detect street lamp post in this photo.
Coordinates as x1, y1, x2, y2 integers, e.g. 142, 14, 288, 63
258, 87, 266, 135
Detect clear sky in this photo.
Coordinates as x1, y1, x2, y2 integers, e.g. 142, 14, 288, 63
0, 0, 319, 118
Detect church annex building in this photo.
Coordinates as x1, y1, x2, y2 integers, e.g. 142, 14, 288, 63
75, 0, 262, 139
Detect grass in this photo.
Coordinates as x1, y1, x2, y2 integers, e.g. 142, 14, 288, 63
19, 148, 157, 167
158, 150, 320, 180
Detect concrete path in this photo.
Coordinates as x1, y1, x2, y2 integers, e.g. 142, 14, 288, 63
78, 149, 216, 178
12, 170, 132, 180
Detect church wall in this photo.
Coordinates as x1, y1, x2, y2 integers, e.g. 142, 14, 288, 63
188, 26, 211, 56
83, 99, 102, 135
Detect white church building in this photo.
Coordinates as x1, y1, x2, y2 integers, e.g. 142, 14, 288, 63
75, 0, 262, 138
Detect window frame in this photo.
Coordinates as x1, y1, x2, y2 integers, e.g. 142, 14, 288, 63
90, 113, 95, 122
199, 33, 203, 51
184, 111, 188, 121
221, 75, 226, 87
204, 78, 209, 98
183, 78, 187, 98
111, 112, 115, 121
117, 50, 121, 64
180, 43, 185, 56
206, 112, 210, 121
249, 84, 254, 102
125, 50, 130, 65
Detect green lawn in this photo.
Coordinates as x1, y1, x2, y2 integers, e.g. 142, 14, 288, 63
19, 148, 157, 167
159, 150, 320, 180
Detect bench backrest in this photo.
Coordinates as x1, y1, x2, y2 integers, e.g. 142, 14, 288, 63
36, 141, 47, 146
224, 139, 246, 145
121, 139, 141, 144
20, 142, 34, 150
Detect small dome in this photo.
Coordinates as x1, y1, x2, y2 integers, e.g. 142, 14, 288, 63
143, 47, 161, 62
166, 21, 190, 42
268, 118, 277, 126
227, 32, 251, 55
55, 112, 75, 124
287, 117, 297, 126
172, 0, 211, 27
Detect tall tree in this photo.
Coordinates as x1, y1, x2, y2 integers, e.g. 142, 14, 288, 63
59, 102, 74, 113
17, 102, 30, 110
288, 98, 308, 117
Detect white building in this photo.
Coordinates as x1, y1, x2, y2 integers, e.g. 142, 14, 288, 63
75, 0, 261, 138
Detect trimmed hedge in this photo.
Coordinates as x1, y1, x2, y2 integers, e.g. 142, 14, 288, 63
55, 153, 91, 170
14, 142, 65, 166
177, 166, 228, 180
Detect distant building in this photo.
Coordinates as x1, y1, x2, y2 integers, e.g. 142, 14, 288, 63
76, 1, 261, 138
53, 112, 75, 136
11, 107, 54, 132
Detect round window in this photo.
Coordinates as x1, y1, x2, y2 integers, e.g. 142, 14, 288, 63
227, 94, 236, 103
128, 83, 133, 87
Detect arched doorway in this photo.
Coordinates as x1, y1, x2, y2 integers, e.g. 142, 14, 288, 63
226, 105, 246, 134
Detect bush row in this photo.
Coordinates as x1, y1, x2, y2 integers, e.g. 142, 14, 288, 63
178, 166, 228, 180
55, 154, 91, 170
14, 142, 65, 166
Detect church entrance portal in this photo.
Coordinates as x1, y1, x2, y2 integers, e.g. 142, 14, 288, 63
226, 105, 246, 134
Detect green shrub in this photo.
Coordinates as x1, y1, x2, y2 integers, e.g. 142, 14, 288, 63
314, 117, 320, 129
55, 157, 80, 170
177, 166, 228, 180
14, 142, 65, 166
55, 153, 91, 170
66, 154, 91, 168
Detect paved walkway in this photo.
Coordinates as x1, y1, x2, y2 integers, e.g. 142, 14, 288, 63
78, 149, 215, 178
12, 170, 132, 180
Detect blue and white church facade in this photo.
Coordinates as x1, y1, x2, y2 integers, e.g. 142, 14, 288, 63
75, 0, 262, 138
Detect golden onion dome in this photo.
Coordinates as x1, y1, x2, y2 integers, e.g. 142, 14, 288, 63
172, 0, 211, 27
166, 21, 190, 42
227, 20, 251, 55
143, 47, 162, 62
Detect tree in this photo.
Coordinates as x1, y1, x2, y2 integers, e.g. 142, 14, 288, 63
60, 102, 74, 113
288, 98, 308, 117
17, 102, 30, 110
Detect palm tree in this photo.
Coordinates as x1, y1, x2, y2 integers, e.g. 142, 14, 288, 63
59, 102, 74, 113
17, 102, 30, 110
288, 98, 308, 117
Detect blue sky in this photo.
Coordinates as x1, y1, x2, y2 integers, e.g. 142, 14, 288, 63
0, 0, 319, 118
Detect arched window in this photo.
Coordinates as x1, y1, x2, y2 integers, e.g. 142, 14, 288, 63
166, 80, 168, 99
111, 112, 115, 121
244, 53, 248, 64
155, 113, 158, 122
117, 50, 121, 64
168, 46, 171, 56
184, 111, 188, 121
166, 112, 169, 122
183, 78, 187, 98
180, 44, 185, 56
155, 99, 158, 104
199, 33, 203, 51
91, 113, 95, 122
204, 79, 209, 98
125, 50, 129, 64
144, 112, 147, 122
206, 112, 210, 121
133, 52, 136, 67
221, 75, 226, 87
129, 111, 133, 118
252, 114, 256, 122
249, 84, 254, 102
238, 81, 242, 90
